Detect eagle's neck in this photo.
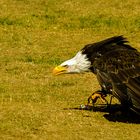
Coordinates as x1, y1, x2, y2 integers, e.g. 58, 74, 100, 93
61, 51, 91, 73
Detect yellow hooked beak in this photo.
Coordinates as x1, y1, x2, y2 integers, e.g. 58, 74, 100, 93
53, 66, 68, 75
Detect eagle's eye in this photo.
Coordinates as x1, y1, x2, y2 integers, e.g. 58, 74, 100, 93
63, 65, 68, 68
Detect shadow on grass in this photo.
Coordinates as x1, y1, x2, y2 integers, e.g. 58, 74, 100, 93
64, 104, 140, 124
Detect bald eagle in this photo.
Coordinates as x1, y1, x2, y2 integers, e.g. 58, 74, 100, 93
53, 36, 140, 115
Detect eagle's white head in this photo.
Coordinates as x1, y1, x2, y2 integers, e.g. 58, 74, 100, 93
53, 51, 91, 75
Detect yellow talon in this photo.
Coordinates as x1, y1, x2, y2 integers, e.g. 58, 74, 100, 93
87, 91, 108, 105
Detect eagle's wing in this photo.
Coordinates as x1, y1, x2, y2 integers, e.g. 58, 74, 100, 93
94, 49, 140, 114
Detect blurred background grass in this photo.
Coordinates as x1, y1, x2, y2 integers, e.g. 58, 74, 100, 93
0, 0, 140, 139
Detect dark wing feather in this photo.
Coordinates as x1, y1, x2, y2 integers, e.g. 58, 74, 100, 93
94, 49, 140, 114
82, 36, 136, 61
127, 77, 140, 110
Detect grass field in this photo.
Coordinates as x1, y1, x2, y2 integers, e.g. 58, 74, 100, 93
0, 0, 140, 139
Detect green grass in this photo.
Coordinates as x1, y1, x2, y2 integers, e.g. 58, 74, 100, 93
0, 0, 140, 139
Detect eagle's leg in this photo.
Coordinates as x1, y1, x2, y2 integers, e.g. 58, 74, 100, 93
109, 95, 113, 106
87, 90, 108, 106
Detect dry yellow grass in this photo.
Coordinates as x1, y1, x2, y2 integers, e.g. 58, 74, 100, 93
0, 0, 140, 139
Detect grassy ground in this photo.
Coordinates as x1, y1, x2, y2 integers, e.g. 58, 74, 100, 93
0, 0, 140, 139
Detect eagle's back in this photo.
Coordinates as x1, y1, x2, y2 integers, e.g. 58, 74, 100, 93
81, 36, 136, 64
